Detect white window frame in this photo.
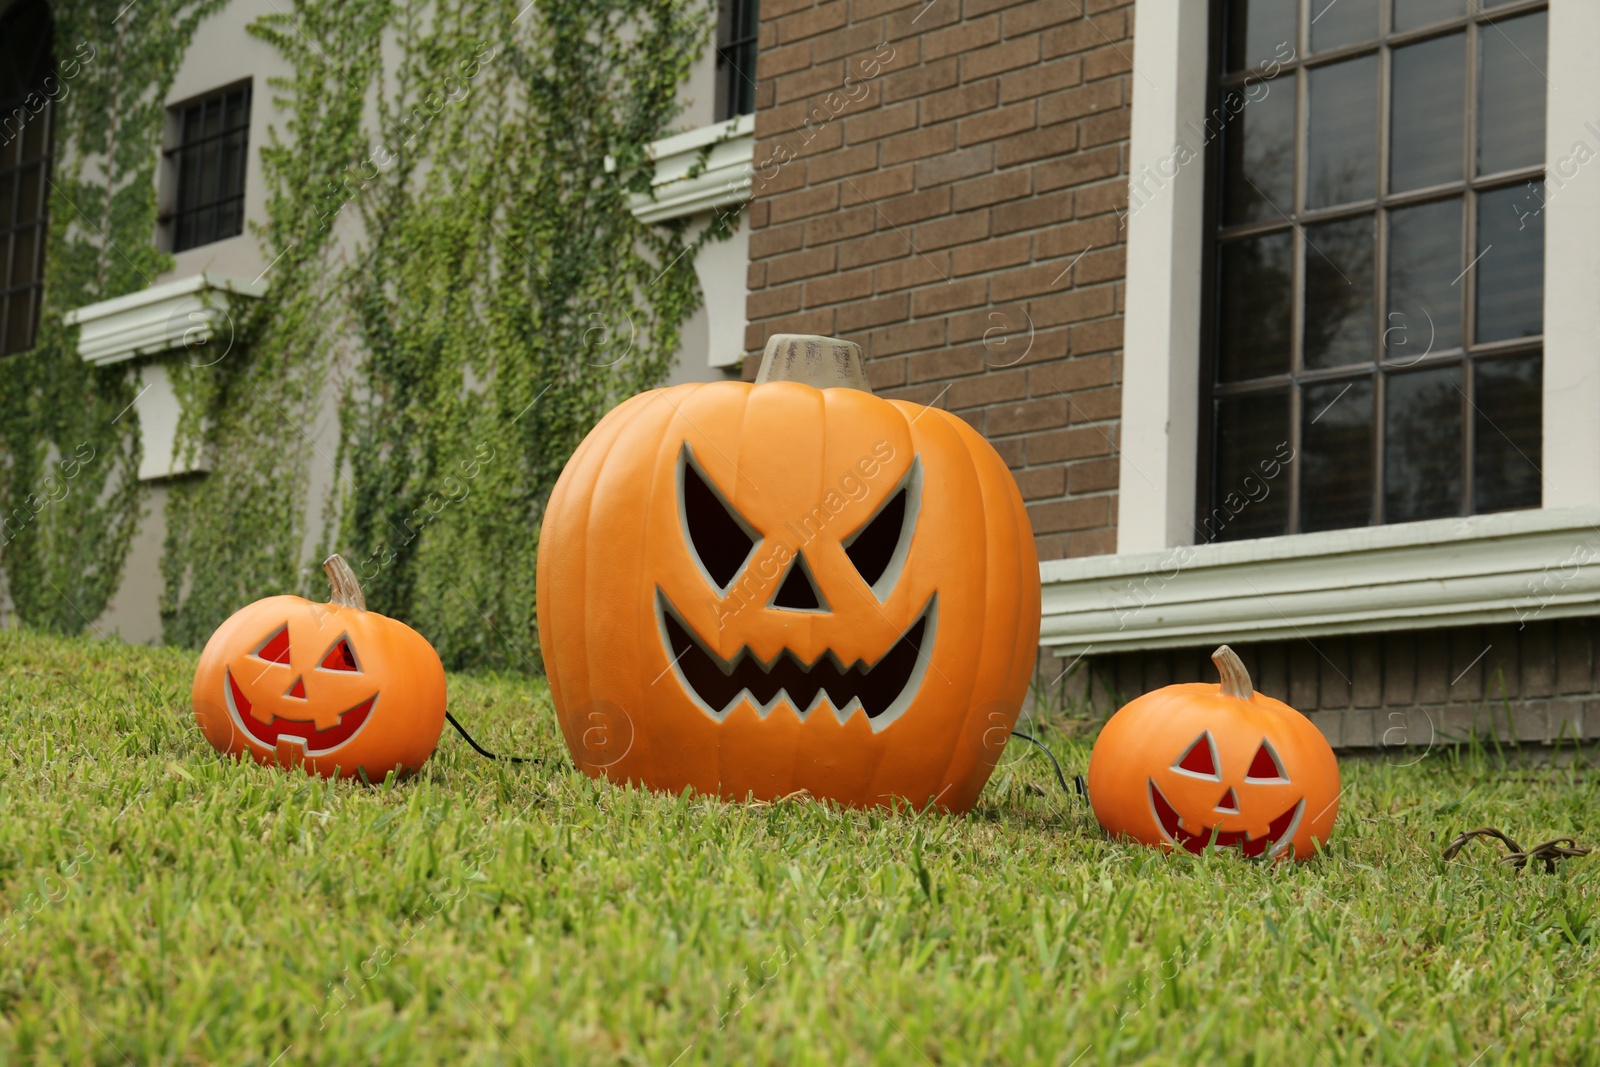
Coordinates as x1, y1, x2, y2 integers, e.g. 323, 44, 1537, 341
1117, 0, 1600, 556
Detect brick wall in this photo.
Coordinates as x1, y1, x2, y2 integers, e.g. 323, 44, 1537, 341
743, 0, 1133, 561
1076, 618, 1600, 750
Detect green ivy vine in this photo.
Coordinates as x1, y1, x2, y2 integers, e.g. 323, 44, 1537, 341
0, 0, 227, 634
161, 0, 725, 670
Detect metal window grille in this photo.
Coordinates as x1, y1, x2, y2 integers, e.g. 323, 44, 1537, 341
164, 82, 251, 253
716, 0, 760, 120
0, 0, 54, 357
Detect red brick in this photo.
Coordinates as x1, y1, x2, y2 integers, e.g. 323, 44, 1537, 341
1033, 215, 1122, 259
961, 36, 1042, 81
1034, 533, 1068, 560
1067, 457, 1120, 493
964, 0, 1034, 17
747, 284, 803, 319
1035, 145, 1123, 193
886, 0, 962, 38
875, 253, 952, 292
992, 189, 1072, 235
948, 368, 1028, 409
1028, 354, 1116, 394
1027, 425, 1111, 463
1071, 316, 1125, 354
804, 205, 877, 245
769, 184, 841, 225
1028, 285, 1116, 328
881, 125, 957, 166
992, 262, 1079, 303
1010, 465, 1066, 500
803, 269, 874, 307
911, 210, 990, 250
924, 17, 1001, 62
951, 168, 1034, 212
845, 101, 919, 143
864, 354, 909, 389
907, 343, 985, 383
957, 101, 1038, 148
1073, 177, 1128, 218
1067, 527, 1117, 557
996, 124, 1079, 168
760, 0, 816, 17
855, 0, 926, 17
758, 41, 813, 80
839, 166, 916, 204
1083, 41, 1134, 82
839, 232, 915, 270
746, 309, 836, 351
951, 234, 1031, 276
1043, 14, 1125, 60
808, 145, 880, 185
748, 221, 805, 260
777, 61, 847, 105
881, 58, 959, 104
915, 145, 995, 188
837, 294, 910, 332
1004, 1, 1087, 36
872, 318, 951, 357
1068, 385, 1121, 421
812, 21, 889, 64
1001, 57, 1084, 106
1028, 496, 1110, 533
988, 397, 1067, 434
765, 247, 838, 285
921, 81, 1000, 124
1039, 80, 1124, 126
778, 1, 848, 44
876, 187, 953, 226
747, 261, 767, 290
1080, 108, 1131, 148
990, 435, 1025, 468
911, 276, 989, 315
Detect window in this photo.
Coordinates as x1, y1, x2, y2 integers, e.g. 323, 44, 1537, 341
715, 0, 759, 120
0, 0, 54, 357
1200, 0, 1547, 542
163, 82, 251, 253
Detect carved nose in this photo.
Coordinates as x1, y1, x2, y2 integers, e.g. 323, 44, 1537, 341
768, 554, 830, 613
286, 676, 307, 699
1214, 787, 1239, 814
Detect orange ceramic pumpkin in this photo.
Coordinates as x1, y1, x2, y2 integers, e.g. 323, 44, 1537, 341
192, 555, 446, 779
1087, 646, 1339, 860
536, 334, 1041, 812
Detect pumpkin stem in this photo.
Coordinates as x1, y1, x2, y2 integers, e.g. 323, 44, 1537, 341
754, 334, 873, 393
1211, 645, 1253, 700
322, 554, 367, 611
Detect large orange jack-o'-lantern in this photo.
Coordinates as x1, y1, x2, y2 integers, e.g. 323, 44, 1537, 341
536, 334, 1041, 812
192, 555, 447, 779
1087, 646, 1339, 860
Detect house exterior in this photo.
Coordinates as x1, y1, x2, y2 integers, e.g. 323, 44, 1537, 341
4, 0, 1597, 753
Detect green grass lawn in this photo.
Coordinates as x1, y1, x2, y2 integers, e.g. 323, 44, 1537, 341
1, 626, 1597, 1066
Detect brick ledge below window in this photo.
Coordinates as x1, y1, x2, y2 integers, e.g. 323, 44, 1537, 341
1040, 506, 1600, 655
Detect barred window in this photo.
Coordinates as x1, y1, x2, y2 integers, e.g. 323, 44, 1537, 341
164, 82, 251, 253
1200, 0, 1547, 541
0, 0, 54, 356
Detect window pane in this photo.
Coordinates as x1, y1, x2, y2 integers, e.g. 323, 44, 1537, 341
1387, 197, 1462, 357
1476, 182, 1543, 343
1393, 0, 1463, 31
1385, 365, 1462, 522
1473, 354, 1541, 512
1390, 33, 1465, 193
1221, 79, 1295, 225
1301, 377, 1374, 531
1226, 0, 1297, 72
15, 163, 42, 224
10, 226, 35, 285
1308, 55, 1378, 208
1477, 11, 1548, 176
0, 171, 11, 228
1309, 0, 1379, 52
1218, 231, 1293, 382
1304, 214, 1376, 369
21, 105, 48, 159
1209, 393, 1291, 541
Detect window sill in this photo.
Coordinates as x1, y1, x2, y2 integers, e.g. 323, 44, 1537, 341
63, 273, 265, 479
624, 112, 754, 225
1040, 507, 1600, 655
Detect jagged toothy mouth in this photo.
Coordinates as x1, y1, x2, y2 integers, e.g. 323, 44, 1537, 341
1148, 779, 1304, 859
224, 669, 375, 755
656, 589, 936, 733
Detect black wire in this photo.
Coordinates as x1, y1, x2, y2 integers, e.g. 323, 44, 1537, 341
445, 711, 540, 764
1009, 730, 1087, 803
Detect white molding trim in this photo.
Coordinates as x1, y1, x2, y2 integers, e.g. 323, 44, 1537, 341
626, 113, 755, 225
1040, 506, 1600, 655
1541, 0, 1600, 508
63, 272, 266, 367
1118, 0, 1210, 554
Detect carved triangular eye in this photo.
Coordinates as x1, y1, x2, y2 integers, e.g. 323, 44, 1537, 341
1246, 740, 1288, 782
770, 554, 828, 612
680, 446, 757, 592
255, 626, 291, 664
320, 638, 359, 672
1172, 732, 1220, 779
842, 458, 920, 598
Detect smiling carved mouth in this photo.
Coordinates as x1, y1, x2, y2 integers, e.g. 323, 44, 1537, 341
224, 669, 375, 755
657, 590, 936, 732
1148, 779, 1304, 859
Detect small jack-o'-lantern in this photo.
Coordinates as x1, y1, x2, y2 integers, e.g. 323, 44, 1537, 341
192, 555, 446, 779
1087, 646, 1339, 860
536, 334, 1041, 812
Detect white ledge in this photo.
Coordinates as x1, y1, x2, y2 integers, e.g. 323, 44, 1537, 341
63, 272, 265, 366
1040, 507, 1600, 655
626, 113, 755, 224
